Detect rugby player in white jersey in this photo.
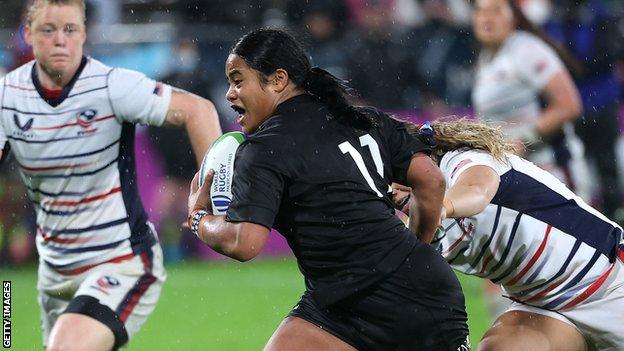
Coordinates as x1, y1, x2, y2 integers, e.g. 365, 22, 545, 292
0, 1, 221, 350
471, 0, 590, 200
396, 120, 624, 351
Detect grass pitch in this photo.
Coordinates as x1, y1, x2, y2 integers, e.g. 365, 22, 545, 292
2, 258, 490, 350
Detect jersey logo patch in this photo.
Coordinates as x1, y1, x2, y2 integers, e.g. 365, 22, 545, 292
212, 194, 232, 214
153, 82, 164, 96
76, 109, 98, 128
13, 113, 33, 131
451, 159, 473, 179
90, 275, 121, 295
535, 60, 548, 73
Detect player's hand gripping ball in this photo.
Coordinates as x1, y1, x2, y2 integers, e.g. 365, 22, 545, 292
197, 131, 246, 215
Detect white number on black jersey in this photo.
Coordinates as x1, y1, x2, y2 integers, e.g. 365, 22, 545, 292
339, 133, 390, 197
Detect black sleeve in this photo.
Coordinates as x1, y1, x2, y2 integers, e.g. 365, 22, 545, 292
225, 138, 286, 229
384, 115, 430, 185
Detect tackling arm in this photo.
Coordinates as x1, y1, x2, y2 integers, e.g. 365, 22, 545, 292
405, 153, 446, 243
442, 165, 500, 219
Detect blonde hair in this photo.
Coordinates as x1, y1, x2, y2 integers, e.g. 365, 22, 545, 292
408, 118, 516, 162
26, 0, 86, 26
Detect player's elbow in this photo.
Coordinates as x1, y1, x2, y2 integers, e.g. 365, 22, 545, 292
222, 241, 261, 262
406, 153, 446, 194
420, 168, 446, 196
219, 227, 265, 262
474, 193, 492, 214
166, 92, 218, 127
228, 249, 259, 262
184, 96, 216, 125
570, 99, 583, 120
559, 93, 583, 122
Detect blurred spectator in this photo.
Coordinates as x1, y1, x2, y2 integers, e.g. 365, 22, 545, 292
546, 0, 624, 223
470, 0, 590, 200
286, 0, 349, 77
517, 0, 553, 26
149, 38, 213, 262
344, 1, 429, 109
9, 5, 35, 70
169, 0, 263, 27
86, 0, 121, 25
407, 0, 474, 112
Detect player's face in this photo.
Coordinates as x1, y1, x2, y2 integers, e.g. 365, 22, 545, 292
472, 0, 515, 47
225, 54, 280, 134
25, 5, 86, 78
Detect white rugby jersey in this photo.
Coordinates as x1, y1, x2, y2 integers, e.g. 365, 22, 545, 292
472, 30, 562, 131
0, 57, 172, 274
434, 149, 623, 310
472, 30, 590, 199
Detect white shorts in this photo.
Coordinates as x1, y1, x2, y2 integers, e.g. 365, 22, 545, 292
37, 243, 166, 349
507, 259, 624, 351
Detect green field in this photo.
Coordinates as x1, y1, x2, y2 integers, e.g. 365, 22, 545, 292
2, 258, 490, 350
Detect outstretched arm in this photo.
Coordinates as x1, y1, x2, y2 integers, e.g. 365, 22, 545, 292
405, 153, 446, 243
163, 90, 222, 166
442, 165, 500, 219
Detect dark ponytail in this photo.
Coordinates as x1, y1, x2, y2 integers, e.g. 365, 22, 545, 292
303, 67, 376, 130
232, 28, 376, 131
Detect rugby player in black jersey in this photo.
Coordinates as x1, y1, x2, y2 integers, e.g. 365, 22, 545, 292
187, 28, 470, 351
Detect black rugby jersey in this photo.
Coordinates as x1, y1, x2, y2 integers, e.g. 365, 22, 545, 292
226, 94, 430, 306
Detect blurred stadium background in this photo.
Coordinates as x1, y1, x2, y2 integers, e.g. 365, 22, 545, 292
1, 0, 624, 349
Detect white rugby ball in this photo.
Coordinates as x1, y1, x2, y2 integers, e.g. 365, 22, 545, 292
198, 131, 246, 215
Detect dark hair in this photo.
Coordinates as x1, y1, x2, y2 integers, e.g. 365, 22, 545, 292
471, 0, 582, 77
231, 28, 376, 130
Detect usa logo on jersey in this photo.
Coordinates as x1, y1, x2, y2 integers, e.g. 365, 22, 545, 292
76, 109, 97, 128
91, 275, 120, 295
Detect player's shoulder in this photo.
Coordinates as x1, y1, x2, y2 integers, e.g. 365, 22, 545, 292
105, 63, 149, 85
440, 149, 506, 172
246, 117, 291, 149
3, 60, 36, 86
507, 31, 551, 54
508, 31, 540, 46
82, 57, 113, 75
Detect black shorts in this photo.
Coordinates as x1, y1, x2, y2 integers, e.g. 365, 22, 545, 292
290, 242, 470, 351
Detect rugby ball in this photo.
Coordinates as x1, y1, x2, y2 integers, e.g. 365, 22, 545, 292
198, 131, 246, 215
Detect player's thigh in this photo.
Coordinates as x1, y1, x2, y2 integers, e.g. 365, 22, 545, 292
478, 310, 588, 351
47, 313, 114, 351
74, 245, 166, 339
63, 244, 165, 349
264, 317, 357, 351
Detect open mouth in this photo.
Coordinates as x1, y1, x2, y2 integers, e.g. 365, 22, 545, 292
230, 105, 245, 115
230, 105, 246, 124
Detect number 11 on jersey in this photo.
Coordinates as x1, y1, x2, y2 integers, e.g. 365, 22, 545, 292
339, 134, 389, 197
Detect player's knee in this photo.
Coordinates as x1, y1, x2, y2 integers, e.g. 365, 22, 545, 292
478, 327, 550, 351
47, 314, 115, 351
47, 338, 84, 351
477, 334, 506, 351
47, 332, 115, 351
